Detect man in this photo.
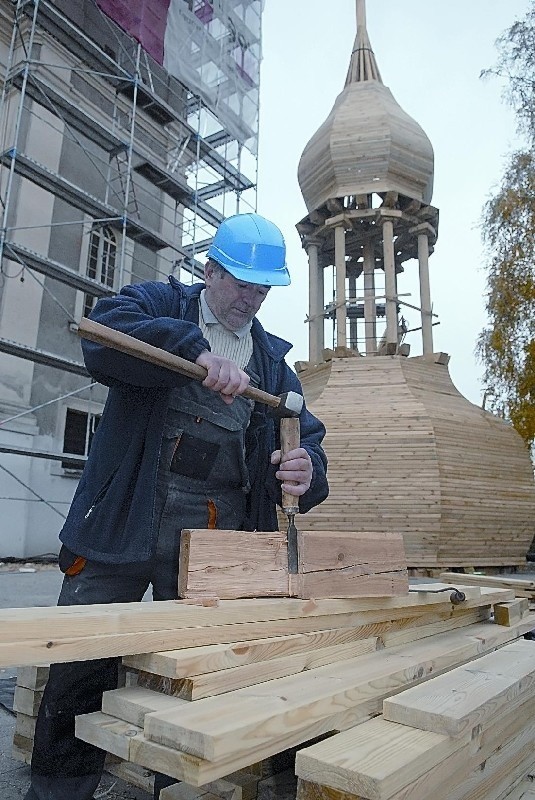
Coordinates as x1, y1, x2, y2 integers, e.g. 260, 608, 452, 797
25, 212, 329, 800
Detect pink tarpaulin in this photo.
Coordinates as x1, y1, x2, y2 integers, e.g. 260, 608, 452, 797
95, 0, 171, 64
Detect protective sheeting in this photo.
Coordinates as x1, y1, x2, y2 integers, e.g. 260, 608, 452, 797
95, 0, 262, 154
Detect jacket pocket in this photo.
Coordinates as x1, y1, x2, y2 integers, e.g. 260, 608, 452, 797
84, 469, 117, 520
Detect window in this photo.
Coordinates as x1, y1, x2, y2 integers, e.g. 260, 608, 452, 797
83, 225, 116, 318
62, 408, 101, 470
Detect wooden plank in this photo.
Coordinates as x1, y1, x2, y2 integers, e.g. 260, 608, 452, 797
124, 607, 491, 682
123, 627, 383, 679
13, 686, 43, 717
2, 589, 509, 669
78, 705, 377, 787
102, 687, 189, 727
499, 772, 535, 800
440, 573, 535, 597
295, 715, 463, 800
382, 640, 535, 737
135, 639, 379, 700
75, 712, 141, 761
0, 592, 490, 642
142, 619, 532, 762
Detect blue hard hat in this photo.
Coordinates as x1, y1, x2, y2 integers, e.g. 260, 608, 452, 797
207, 213, 290, 286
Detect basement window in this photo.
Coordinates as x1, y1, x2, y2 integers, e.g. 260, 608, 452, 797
62, 408, 101, 471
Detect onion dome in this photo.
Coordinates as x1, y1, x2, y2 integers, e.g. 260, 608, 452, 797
298, 0, 434, 213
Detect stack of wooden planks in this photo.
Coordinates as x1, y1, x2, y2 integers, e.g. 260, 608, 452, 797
295, 636, 535, 800
73, 589, 534, 787
8, 587, 535, 797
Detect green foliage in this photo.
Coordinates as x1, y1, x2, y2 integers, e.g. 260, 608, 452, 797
477, 2, 535, 449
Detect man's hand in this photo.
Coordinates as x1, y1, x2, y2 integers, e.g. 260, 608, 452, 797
195, 350, 250, 405
271, 447, 313, 497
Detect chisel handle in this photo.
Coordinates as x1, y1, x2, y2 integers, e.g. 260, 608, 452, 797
280, 416, 301, 514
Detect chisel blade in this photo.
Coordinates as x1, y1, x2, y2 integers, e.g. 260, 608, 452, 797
286, 513, 299, 574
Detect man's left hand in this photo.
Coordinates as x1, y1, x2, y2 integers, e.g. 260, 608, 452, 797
271, 447, 313, 497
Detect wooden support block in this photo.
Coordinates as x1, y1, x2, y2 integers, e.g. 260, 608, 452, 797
15, 712, 37, 741
13, 685, 43, 717
11, 741, 32, 765
105, 759, 155, 794
494, 598, 530, 626
382, 639, 535, 737
297, 778, 360, 800
12, 732, 33, 759
179, 530, 408, 600
16, 665, 49, 691
160, 772, 259, 800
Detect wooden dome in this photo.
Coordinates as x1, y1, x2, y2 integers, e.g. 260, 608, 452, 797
298, 4, 434, 212
298, 354, 535, 569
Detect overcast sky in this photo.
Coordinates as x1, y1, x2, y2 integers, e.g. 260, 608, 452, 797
253, 0, 530, 405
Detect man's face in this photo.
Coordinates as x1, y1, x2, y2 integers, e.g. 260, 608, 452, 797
204, 262, 270, 331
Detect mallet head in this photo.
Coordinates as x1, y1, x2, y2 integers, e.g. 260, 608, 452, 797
274, 391, 303, 418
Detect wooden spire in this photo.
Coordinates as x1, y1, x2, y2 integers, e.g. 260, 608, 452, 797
345, 0, 382, 85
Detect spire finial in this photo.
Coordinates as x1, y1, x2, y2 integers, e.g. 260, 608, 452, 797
345, 0, 382, 86
356, 0, 366, 33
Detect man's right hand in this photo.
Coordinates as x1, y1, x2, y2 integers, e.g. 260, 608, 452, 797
195, 350, 250, 405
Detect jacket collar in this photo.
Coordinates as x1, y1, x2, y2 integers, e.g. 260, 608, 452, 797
169, 275, 292, 362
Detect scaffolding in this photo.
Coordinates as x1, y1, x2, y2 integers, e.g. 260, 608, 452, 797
0, 0, 262, 557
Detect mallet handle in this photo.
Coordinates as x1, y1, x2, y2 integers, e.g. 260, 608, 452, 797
78, 317, 282, 409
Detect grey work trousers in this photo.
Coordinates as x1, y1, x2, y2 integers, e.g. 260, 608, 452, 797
24, 553, 180, 800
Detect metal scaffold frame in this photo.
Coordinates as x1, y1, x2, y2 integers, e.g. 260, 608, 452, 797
0, 0, 261, 557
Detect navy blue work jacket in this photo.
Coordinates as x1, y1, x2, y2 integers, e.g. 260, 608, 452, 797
59, 278, 329, 564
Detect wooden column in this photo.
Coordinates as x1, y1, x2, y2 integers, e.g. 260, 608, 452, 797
307, 238, 324, 363
382, 218, 398, 348
348, 273, 357, 351
334, 224, 347, 348
417, 229, 433, 354
363, 239, 376, 355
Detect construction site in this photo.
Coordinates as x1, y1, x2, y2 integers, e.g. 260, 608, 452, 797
0, 1, 534, 799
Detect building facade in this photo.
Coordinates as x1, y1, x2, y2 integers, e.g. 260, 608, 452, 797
0, 0, 262, 557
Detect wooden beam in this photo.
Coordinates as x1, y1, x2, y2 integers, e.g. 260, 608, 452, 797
179, 529, 409, 599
